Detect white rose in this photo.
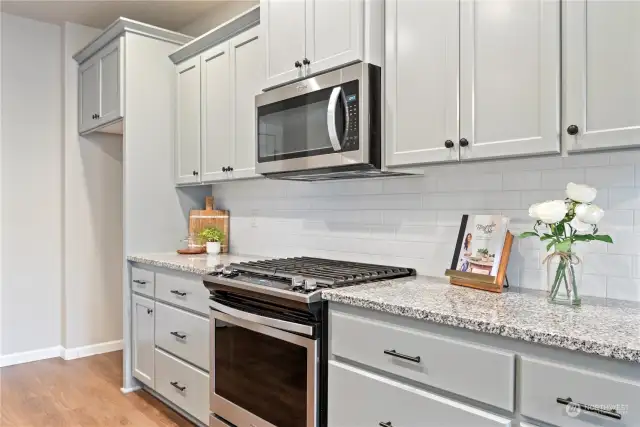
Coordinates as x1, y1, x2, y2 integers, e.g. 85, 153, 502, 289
570, 217, 592, 234
566, 182, 597, 203
575, 203, 604, 225
530, 200, 568, 224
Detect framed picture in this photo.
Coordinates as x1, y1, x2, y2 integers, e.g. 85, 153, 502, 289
445, 215, 513, 293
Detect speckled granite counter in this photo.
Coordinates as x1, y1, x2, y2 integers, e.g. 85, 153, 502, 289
127, 253, 261, 275
322, 276, 640, 363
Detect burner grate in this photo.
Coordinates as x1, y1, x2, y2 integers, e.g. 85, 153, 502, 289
230, 257, 415, 288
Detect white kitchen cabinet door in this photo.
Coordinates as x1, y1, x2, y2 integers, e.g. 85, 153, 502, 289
304, 0, 364, 77
230, 26, 263, 180
175, 56, 201, 185
564, 0, 640, 152
97, 37, 123, 126
132, 294, 155, 388
261, 0, 306, 89
459, 0, 560, 160
79, 56, 100, 134
201, 42, 231, 183
385, 0, 460, 166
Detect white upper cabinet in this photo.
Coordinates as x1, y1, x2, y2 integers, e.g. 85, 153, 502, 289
201, 42, 231, 183
262, 0, 306, 88
304, 0, 364, 77
79, 57, 100, 134
564, 0, 640, 152
385, 0, 460, 166
97, 38, 122, 125
261, 0, 381, 89
230, 26, 263, 180
459, 0, 560, 160
175, 56, 201, 185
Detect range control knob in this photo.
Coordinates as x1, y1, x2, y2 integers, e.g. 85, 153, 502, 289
213, 264, 225, 274
222, 266, 235, 276
304, 278, 317, 291
291, 276, 305, 288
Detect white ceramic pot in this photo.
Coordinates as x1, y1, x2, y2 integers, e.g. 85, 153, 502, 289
206, 242, 221, 255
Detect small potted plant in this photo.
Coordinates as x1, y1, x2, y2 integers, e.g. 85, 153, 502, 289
199, 227, 224, 255
477, 248, 489, 261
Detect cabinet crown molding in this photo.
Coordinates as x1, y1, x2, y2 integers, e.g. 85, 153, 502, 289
169, 5, 260, 65
73, 17, 193, 64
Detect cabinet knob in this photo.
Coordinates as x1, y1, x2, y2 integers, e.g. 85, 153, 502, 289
567, 125, 579, 136
459, 138, 469, 147
303, 58, 310, 65
146, 308, 153, 315
192, 170, 199, 176
228, 166, 234, 172
444, 140, 454, 149
294, 60, 302, 68
222, 166, 228, 172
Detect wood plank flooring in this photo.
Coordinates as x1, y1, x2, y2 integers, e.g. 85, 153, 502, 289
0, 351, 195, 427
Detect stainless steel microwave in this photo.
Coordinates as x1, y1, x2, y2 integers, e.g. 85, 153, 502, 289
255, 62, 403, 181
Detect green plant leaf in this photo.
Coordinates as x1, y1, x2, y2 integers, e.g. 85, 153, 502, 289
592, 235, 613, 244
540, 234, 554, 241
572, 235, 594, 242
546, 241, 555, 251
519, 232, 538, 238
555, 239, 572, 252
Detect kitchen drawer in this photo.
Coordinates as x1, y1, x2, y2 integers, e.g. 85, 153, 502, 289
155, 301, 209, 371
155, 348, 209, 425
155, 271, 210, 315
131, 266, 154, 297
329, 361, 512, 427
330, 311, 515, 411
521, 357, 640, 427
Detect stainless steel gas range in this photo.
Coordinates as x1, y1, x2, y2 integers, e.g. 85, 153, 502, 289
203, 257, 416, 427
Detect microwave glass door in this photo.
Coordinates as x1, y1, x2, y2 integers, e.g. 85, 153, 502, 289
213, 311, 317, 427
257, 80, 359, 164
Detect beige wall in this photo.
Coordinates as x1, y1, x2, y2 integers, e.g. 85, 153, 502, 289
180, 0, 258, 37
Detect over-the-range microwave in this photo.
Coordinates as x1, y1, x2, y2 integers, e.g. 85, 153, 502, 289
255, 62, 410, 181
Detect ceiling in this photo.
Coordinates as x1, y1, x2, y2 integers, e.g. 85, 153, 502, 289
0, 0, 227, 32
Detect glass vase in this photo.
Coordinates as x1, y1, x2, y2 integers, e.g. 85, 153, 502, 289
546, 251, 582, 306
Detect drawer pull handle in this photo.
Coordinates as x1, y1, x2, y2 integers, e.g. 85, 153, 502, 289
170, 381, 186, 392
384, 349, 421, 363
170, 331, 187, 340
379, 422, 393, 427
556, 397, 622, 420
170, 290, 187, 297
133, 280, 147, 285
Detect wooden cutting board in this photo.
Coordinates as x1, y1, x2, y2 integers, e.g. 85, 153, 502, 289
188, 198, 229, 253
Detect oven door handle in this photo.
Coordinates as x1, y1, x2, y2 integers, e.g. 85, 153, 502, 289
327, 86, 348, 152
210, 300, 313, 336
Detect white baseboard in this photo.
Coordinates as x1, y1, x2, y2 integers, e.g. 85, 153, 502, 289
0, 345, 63, 367
62, 339, 123, 361
0, 340, 124, 367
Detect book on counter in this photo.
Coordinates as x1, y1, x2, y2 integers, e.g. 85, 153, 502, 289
445, 214, 513, 293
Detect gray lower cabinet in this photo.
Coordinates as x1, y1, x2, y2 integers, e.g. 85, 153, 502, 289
130, 264, 210, 425
329, 361, 512, 427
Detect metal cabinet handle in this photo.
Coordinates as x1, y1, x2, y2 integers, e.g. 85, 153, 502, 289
303, 58, 310, 65
170, 290, 187, 297
459, 138, 469, 147
133, 279, 147, 285
556, 397, 622, 420
444, 140, 454, 149
384, 349, 421, 363
147, 308, 153, 315
170, 381, 186, 392
170, 331, 187, 340
294, 60, 302, 68
228, 166, 233, 172
222, 166, 228, 172
567, 125, 579, 136
379, 422, 393, 427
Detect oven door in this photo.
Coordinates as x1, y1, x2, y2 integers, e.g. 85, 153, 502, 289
210, 300, 318, 427
255, 62, 371, 175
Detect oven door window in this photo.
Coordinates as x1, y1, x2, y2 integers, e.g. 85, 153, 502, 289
257, 80, 358, 163
214, 318, 316, 427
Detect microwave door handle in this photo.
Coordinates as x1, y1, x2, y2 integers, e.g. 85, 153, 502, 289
210, 300, 313, 336
327, 86, 348, 152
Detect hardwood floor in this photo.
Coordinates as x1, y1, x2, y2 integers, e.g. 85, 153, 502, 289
0, 351, 195, 427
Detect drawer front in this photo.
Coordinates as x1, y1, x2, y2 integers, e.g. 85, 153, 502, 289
329, 361, 511, 427
330, 311, 515, 411
521, 357, 640, 427
131, 266, 154, 297
155, 348, 209, 425
155, 271, 210, 315
155, 301, 209, 371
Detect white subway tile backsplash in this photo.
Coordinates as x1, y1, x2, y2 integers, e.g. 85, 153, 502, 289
214, 149, 640, 301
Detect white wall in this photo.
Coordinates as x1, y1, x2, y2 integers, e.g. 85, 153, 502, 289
180, 0, 258, 37
214, 151, 640, 302
62, 22, 123, 350
1, 13, 63, 355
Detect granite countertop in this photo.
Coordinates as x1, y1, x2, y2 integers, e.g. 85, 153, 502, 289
322, 276, 640, 363
127, 252, 261, 275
